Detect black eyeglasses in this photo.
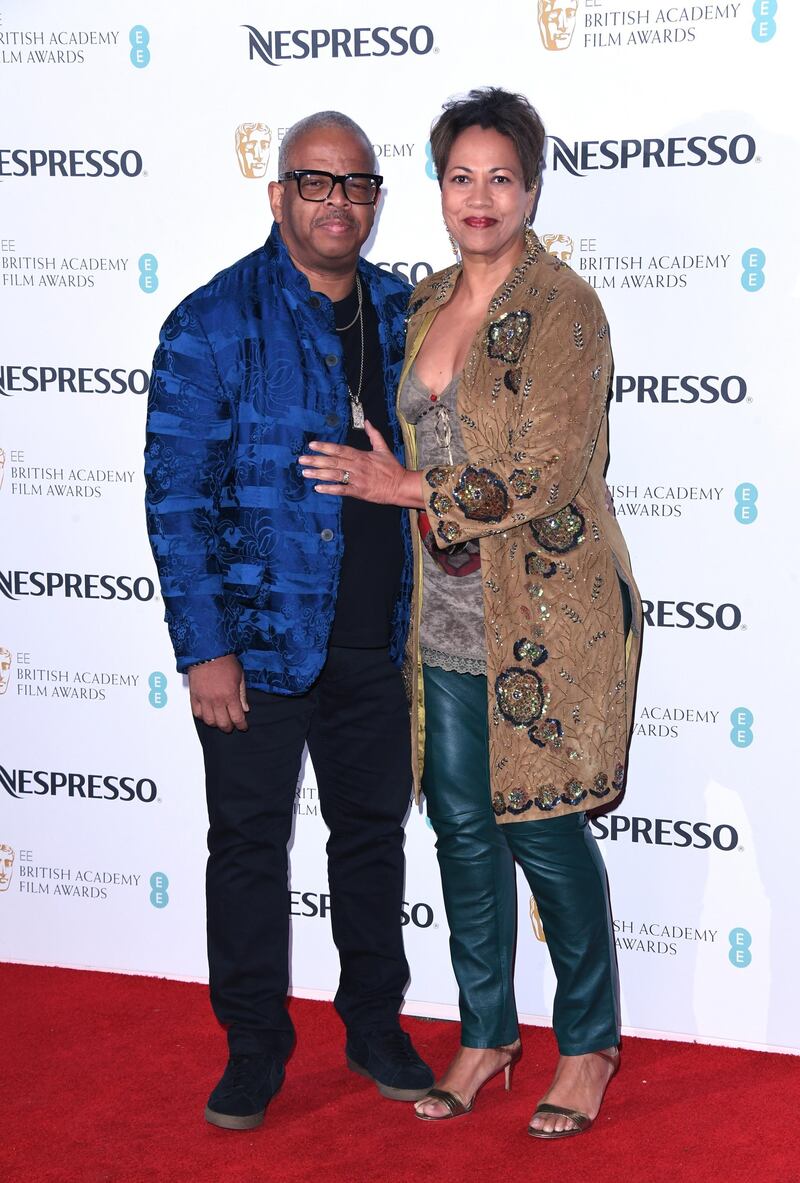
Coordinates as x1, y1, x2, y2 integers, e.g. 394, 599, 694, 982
278, 170, 383, 204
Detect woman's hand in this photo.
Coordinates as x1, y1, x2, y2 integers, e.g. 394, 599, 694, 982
299, 420, 425, 508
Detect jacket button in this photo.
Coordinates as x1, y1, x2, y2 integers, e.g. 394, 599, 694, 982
324, 354, 338, 367
325, 412, 339, 427
320, 528, 335, 542
308, 295, 321, 309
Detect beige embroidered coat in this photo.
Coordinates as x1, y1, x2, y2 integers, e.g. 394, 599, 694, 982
397, 234, 642, 823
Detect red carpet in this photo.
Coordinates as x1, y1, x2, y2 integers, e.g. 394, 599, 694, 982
3, 963, 796, 1183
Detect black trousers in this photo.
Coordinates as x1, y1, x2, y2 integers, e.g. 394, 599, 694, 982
195, 646, 412, 1059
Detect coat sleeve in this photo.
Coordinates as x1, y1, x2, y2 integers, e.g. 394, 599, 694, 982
424, 286, 612, 548
144, 302, 235, 671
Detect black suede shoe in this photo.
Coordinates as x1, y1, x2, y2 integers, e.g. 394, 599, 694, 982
346, 1027, 434, 1101
204, 1053, 285, 1130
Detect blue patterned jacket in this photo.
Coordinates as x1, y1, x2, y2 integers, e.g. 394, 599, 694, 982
144, 223, 412, 693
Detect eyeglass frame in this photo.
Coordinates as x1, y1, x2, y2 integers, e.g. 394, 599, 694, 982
278, 169, 384, 204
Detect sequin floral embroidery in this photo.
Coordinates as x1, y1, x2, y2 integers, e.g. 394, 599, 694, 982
513, 638, 548, 666
429, 492, 453, 517
486, 310, 532, 365
528, 717, 563, 749
507, 787, 533, 815
438, 520, 462, 544
525, 552, 558, 579
426, 466, 449, 488
492, 791, 507, 816
452, 466, 510, 523
562, 779, 588, 807
612, 763, 625, 791
509, 467, 540, 499
590, 772, 610, 798
495, 667, 544, 727
529, 503, 586, 554
534, 784, 560, 812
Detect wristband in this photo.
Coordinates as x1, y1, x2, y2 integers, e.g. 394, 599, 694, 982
188, 654, 231, 670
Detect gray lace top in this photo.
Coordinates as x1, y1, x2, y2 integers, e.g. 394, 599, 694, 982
399, 363, 486, 676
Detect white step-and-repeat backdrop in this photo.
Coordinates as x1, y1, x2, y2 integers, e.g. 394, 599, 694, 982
2, 1, 796, 1054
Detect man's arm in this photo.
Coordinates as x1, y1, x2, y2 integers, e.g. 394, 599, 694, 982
144, 302, 248, 731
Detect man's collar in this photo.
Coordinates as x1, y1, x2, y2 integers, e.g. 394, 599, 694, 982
266, 221, 369, 299
266, 222, 313, 295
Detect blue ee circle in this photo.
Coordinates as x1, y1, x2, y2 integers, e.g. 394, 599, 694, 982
139, 254, 159, 294
130, 25, 151, 68
741, 248, 765, 293
728, 927, 752, 968
730, 707, 754, 748
148, 671, 168, 709
734, 482, 758, 525
751, 0, 777, 42
150, 871, 169, 908
424, 142, 437, 181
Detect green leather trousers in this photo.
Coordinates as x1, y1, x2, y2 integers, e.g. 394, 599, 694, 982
422, 664, 620, 1054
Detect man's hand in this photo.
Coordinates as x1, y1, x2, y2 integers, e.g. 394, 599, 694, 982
188, 654, 249, 732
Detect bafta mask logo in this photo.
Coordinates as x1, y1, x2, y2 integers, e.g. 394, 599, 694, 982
235, 122, 272, 179
529, 895, 546, 942
0, 647, 11, 696
0, 447, 6, 491
0, 845, 14, 892
543, 233, 574, 262
538, 0, 578, 51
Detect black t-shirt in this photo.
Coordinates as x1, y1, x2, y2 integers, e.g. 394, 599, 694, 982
328, 280, 405, 648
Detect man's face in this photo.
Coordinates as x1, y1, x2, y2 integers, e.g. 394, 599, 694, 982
0, 648, 10, 695
269, 127, 379, 276
538, 0, 578, 50
237, 123, 271, 178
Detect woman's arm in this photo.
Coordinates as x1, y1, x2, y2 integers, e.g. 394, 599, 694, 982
419, 287, 611, 548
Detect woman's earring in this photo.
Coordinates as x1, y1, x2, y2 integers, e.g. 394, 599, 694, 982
524, 194, 537, 254
444, 222, 461, 261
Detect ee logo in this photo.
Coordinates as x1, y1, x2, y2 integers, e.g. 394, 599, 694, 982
148, 671, 168, 709
150, 872, 169, 909
424, 142, 436, 181
734, 482, 758, 524
751, 0, 777, 42
130, 26, 151, 68
728, 928, 752, 968
139, 254, 158, 293
741, 248, 765, 292
730, 707, 754, 748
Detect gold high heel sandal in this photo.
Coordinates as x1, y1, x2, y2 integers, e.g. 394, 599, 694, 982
414, 1042, 522, 1121
528, 1048, 620, 1139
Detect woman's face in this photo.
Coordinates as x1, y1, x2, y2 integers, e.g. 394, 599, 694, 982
441, 125, 534, 260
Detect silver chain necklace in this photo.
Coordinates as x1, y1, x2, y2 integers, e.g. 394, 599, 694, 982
335, 275, 365, 428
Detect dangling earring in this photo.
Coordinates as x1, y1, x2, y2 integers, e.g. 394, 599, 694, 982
524, 190, 538, 255
444, 221, 461, 262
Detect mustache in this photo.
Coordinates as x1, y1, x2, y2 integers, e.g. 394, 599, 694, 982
313, 211, 358, 229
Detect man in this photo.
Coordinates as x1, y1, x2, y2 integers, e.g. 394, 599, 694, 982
144, 111, 432, 1130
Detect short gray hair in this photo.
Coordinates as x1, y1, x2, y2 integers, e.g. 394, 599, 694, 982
278, 111, 377, 173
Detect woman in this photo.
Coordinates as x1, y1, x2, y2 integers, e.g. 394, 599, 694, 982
300, 87, 641, 1138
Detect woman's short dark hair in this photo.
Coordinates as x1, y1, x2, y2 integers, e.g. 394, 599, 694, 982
429, 87, 546, 191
